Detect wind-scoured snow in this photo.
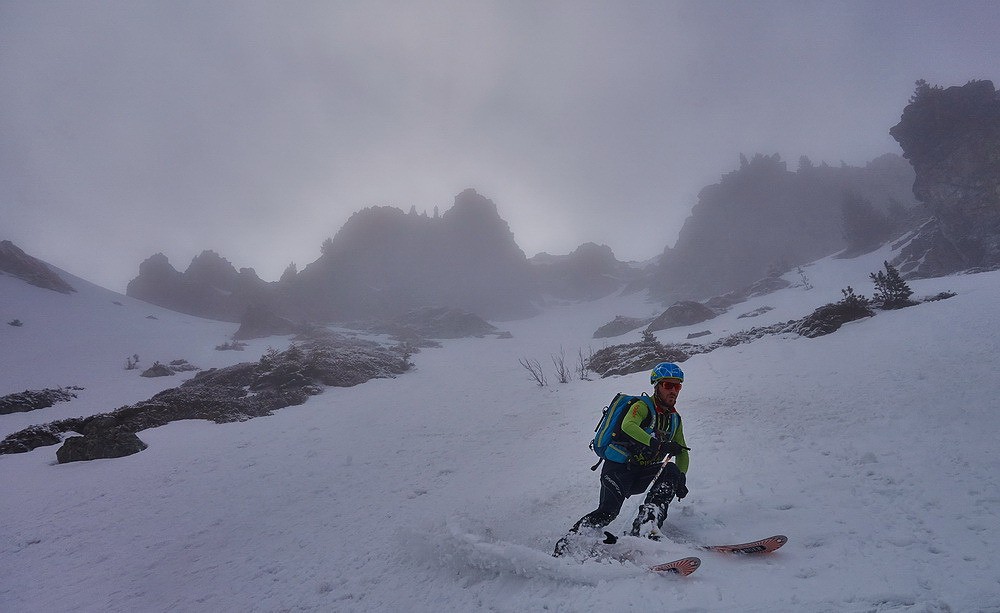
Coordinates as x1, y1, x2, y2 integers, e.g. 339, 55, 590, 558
2, 247, 999, 612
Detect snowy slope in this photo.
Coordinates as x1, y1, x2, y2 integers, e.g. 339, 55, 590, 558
2, 248, 999, 612
0, 269, 284, 437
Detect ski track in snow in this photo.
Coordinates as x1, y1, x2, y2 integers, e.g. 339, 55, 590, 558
2, 248, 1000, 612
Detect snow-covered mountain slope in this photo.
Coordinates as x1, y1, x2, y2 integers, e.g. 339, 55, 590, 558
2, 247, 999, 612
0, 269, 284, 438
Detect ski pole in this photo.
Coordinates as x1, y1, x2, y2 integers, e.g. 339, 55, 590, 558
650, 454, 674, 484
650, 441, 690, 485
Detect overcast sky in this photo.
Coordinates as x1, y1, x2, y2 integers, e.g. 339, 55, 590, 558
2, 1, 998, 292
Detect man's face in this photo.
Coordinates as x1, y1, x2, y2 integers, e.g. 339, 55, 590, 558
656, 379, 682, 406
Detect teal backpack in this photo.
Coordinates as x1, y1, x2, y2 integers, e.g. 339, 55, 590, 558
590, 392, 681, 470
590, 393, 655, 469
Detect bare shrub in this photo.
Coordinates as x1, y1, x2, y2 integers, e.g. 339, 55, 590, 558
577, 347, 594, 381
551, 347, 571, 383
519, 358, 547, 386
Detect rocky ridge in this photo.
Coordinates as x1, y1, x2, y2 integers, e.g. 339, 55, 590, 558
0, 240, 75, 294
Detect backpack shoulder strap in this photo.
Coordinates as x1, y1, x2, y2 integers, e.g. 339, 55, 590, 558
638, 393, 655, 411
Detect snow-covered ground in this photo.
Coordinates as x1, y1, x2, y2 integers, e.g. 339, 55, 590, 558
2, 246, 999, 612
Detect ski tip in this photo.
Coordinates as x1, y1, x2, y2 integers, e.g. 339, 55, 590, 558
763, 534, 788, 551
703, 534, 788, 555
650, 556, 701, 576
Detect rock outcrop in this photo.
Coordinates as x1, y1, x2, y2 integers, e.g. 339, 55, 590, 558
593, 315, 655, 339
233, 303, 301, 340
1, 337, 410, 459
649, 153, 917, 302
890, 79, 1000, 276
126, 251, 273, 322
56, 432, 148, 463
292, 189, 537, 321
128, 190, 538, 325
387, 307, 498, 339
592, 273, 791, 339
0, 240, 75, 294
646, 301, 718, 332
0, 387, 80, 415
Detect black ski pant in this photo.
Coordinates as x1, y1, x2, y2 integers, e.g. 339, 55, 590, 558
571, 460, 681, 532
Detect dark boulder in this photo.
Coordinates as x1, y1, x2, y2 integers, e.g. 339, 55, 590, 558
140, 362, 175, 377
56, 432, 148, 463
792, 300, 875, 338
0, 387, 79, 415
233, 303, 301, 340
593, 315, 654, 339
646, 301, 718, 332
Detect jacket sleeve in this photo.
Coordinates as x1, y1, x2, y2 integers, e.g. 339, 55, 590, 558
619, 400, 653, 446
672, 419, 690, 474
622, 400, 652, 446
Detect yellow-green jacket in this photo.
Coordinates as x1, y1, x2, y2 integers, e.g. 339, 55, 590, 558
620, 399, 689, 473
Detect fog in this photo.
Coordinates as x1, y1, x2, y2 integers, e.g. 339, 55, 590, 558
2, 1, 998, 291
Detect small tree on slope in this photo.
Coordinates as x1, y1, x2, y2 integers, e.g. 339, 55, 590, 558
870, 261, 915, 309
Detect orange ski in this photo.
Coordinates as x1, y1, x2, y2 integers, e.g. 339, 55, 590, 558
650, 556, 701, 576
702, 534, 787, 555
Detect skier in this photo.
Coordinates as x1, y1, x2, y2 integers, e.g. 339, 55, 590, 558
553, 362, 690, 557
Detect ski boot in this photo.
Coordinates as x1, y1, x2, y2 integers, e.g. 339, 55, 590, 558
630, 503, 666, 540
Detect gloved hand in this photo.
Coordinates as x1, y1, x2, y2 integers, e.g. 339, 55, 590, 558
649, 436, 690, 457
661, 462, 689, 500
673, 471, 689, 500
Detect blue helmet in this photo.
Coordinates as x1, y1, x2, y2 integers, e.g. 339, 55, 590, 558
650, 362, 684, 385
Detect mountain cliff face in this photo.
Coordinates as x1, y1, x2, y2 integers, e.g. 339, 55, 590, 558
889, 79, 1000, 276
127, 190, 540, 323
292, 189, 537, 320
649, 153, 917, 302
122, 145, 924, 325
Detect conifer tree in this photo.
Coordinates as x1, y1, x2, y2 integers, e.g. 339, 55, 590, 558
869, 261, 914, 309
